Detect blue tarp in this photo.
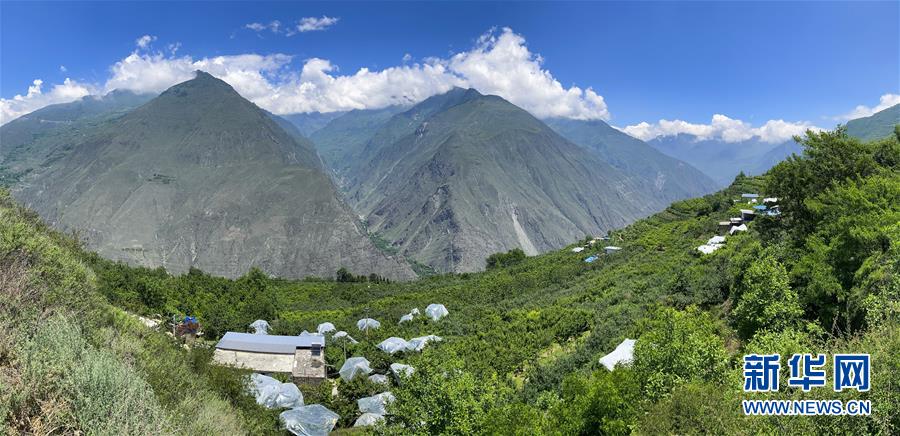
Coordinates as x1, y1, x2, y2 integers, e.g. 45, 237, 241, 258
753, 205, 767, 211
584, 256, 598, 263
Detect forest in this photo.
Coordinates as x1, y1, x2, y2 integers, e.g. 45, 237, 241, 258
2, 126, 898, 434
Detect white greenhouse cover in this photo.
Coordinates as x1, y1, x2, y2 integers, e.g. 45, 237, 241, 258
378, 337, 410, 354
357, 318, 382, 331
425, 304, 449, 321
697, 244, 723, 254
316, 322, 336, 334
599, 339, 636, 371
390, 363, 415, 379
410, 308, 420, 316
707, 236, 726, 245
339, 357, 373, 381
250, 319, 270, 335
333, 331, 358, 344
571, 246, 585, 253
406, 335, 442, 352
729, 224, 748, 235
354, 412, 385, 427
399, 313, 414, 324
280, 404, 339, 436
248, 374, 304, 409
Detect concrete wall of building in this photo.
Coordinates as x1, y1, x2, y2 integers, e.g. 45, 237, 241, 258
213, 349, 294, 373
292, 348, 326, 382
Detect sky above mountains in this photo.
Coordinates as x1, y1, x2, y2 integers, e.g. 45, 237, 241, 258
2, 1, 898, 143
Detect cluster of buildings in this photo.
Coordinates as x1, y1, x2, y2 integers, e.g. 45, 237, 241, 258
572, 235, 622, 263
700, 193, 780, 255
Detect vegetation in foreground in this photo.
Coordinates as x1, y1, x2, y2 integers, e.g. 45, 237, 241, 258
1, 126, 898, 434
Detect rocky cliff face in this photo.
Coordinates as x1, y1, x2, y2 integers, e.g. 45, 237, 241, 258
13, 72, 415, 280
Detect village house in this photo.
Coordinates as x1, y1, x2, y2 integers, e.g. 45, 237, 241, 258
213, 332, 327, 384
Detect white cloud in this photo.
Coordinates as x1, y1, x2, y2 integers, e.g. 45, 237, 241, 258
59, 65, 67, 72
245, 21, 282, 34
1, 28, 610, 123
135, 34, 157, 49
0, 78, 93, 124
402, 53, 412, 62
837, 93, 900, 121
297, 16, 339, 32
622, 114, 822, 144
447, 28, 608, 120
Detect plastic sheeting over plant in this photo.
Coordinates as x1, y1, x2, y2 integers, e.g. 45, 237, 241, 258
280, 404, 339, 436
248, 374, 304, 409
378, 337, 409, 354
368, 374, 389, 385
406, 335, 442, 352
358, 392, 395, 415
598, 338, 636, 371
353, 412, 385, 427
425, 304, 448, 321
316, 322, 335, 334
357, 318, 381, 331
339, 357, 372, 381
250, 319, 270, 335
390, 363, 414, 379
333, 331, 358, 344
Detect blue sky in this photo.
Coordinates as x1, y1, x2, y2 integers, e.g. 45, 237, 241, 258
1, 1, 898, 140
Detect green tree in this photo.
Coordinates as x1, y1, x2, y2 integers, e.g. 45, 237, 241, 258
631, 307, 728, 400
732, 253, 802, 339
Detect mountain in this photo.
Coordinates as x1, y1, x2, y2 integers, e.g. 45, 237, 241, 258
0, 90, 155, 185
337, 88, 679, 272
309, 105, 408, 182
281, 111, 347, 136
647, 134, 800, 186
543, 118, 718, 199
10, 71, 415, 280
846, 104, 900, 141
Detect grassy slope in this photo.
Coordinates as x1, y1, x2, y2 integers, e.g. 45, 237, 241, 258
0, 189, 278, 435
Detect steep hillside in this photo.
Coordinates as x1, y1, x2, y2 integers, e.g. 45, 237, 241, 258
648, 134, 801, 186
11, 71, 414, 280
846, 103, 900, 141
87, 127, 900, 435
0, 90, 154, 185
308, 105, 407, 182
343, 88, 673, 272
0, 189, 278, 434
544, 118, 718, 199
281, 111, 346, 136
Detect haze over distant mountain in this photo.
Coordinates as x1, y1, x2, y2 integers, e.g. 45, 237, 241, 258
846, 104, 900, 142
11, 71, 415, 280
308, 105, 408, 183
544, 118, 717, 199
646, 134, 802, 186
0, 90, 154, 185
321, 88, 690, 272
281, 111, 347, 137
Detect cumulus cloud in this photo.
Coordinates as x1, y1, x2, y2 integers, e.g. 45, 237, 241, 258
837, 93, 900, 121
297, 16, 339, 32
135, 34, 157, 49
0, 78, 93, 124
447, 28, 608, 120
1, 27, 610, 123
59, 65, 67, 72
622, 114, 822, 144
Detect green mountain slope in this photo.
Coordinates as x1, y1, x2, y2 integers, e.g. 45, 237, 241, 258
846, 103, 900, 141
0, 90, 154, 185
544, 117, 718, 199
343, 88, 676, 272
10, 71, 415, 280
78, 128, 899, 434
